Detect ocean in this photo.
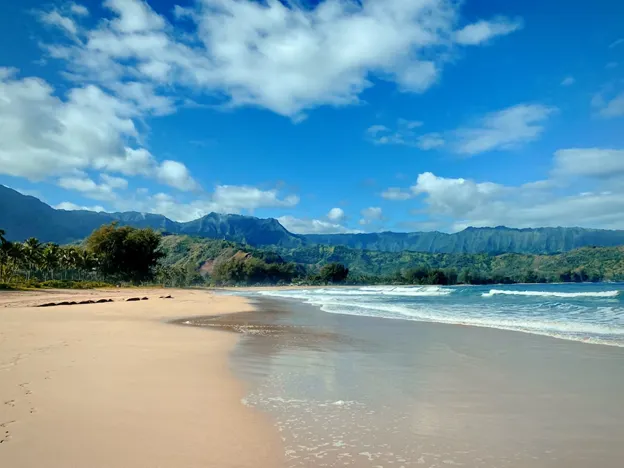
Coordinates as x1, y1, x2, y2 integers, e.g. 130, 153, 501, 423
190, 283, 624, 467
253, 282, 624, 347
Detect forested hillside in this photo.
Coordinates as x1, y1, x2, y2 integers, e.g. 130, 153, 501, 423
4, 185, 624, 255
159, 236, 624, 284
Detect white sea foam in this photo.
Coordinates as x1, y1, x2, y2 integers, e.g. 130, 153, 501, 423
482, 289, 621, 298
250, 285, 624, 347
313, 300, 624, 346
258, 285, 453, 298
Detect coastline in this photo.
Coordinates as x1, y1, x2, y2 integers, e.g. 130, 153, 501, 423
0, 288, 283, 468
218, 295, 624, 467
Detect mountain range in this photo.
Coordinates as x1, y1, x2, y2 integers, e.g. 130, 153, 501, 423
2, 184, 624, 255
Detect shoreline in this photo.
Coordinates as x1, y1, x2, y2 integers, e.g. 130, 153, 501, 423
214, 295, 624, 467
0, 288, 283, 468
229, 285, 624, 349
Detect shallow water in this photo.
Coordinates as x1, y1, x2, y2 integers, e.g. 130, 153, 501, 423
253, 283, 624, 347
190, 291, 624, 468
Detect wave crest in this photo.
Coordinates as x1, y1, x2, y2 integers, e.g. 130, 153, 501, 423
482, 289, 621, 298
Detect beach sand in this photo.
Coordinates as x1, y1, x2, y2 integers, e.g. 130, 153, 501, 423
0, 288, 283, 468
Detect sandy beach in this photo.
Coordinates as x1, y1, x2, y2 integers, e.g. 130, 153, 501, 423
0, 288, 283, 468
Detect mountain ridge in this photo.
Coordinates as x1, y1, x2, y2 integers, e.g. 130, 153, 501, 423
2, 184, 624, 254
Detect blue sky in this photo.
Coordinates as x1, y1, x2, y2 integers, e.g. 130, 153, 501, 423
1, 0, 623, 233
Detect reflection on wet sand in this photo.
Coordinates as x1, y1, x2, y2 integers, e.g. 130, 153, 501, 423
176, 297, 624, 468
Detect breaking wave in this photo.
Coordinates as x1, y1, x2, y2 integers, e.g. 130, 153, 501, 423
482, 289, 621, 299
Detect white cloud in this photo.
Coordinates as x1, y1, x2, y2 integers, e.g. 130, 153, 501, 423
211, 185, 299, 213
606, 62, 618, 70
104, 0, 165, 33
553, 148, 624, 178
359, 206, 383, 225
381, 187, 413, 201
39, 10, 78, 36
55, 202, 106, 212
109, 185, 300, 222
156, 160, 199, 191
561, 76, 575, 86
454, 18, 523, 45
69, 3, 89, 17
39, 0, 522, 118
597, 92, 624, 118
277, 216, 355, 234
591, 83, 624, 118
367, 119, 438, 148
449, 190, 624, 232
412, 172, 503, 218
401, 147, 624, 230
454, 104, 556, 155
99, 173, 128, 190
416, 132, 445, 150
327, 207, 345, 222
57, 173, 129, 200
367, 125, 390, 137
369, 103, 555, 154
0, 69, 197, 191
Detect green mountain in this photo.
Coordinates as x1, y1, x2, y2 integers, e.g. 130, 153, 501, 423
0, 185, 302, 247
3, 184, 624, 254
159, 235, 624, 284
304, 226, 624, 254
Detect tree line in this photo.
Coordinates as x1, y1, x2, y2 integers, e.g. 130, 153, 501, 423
0, 225, 166, 288
3, 225, 622, 289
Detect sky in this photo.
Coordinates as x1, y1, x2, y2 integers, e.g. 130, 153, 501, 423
0, 0, 623, 234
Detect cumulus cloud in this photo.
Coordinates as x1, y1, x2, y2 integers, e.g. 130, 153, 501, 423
327, 207, 346, 222
386, 147, 624, 230
0, 68, 198, 190
359, 206, 383, 225
454, 104, 557, 155
57, 173, 128, 201
106, 185, 300, 222
55, 202, 106, 212
454, 18, 523, 45
277, 216, 355, 234
210, 185, 299, 214
156, 160, 199, 191
412, 172, 504, 218
38, 0, 522, 119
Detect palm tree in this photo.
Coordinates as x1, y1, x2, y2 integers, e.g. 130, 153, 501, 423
0, 229, 6, 244
22, 237, 42, 280
60, 247, 80, 280
77, 250, 97, 281
41, 244, 60, 281
0, 241, 24, 283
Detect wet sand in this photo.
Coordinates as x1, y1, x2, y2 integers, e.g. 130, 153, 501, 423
185, 297, 624, 468
0, 288, 283, 468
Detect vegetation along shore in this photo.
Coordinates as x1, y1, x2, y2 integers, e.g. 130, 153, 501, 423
2, 224, 623, 290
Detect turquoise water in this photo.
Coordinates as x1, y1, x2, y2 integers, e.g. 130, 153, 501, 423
220, 287, 624, 467
255, 283, 624, 347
